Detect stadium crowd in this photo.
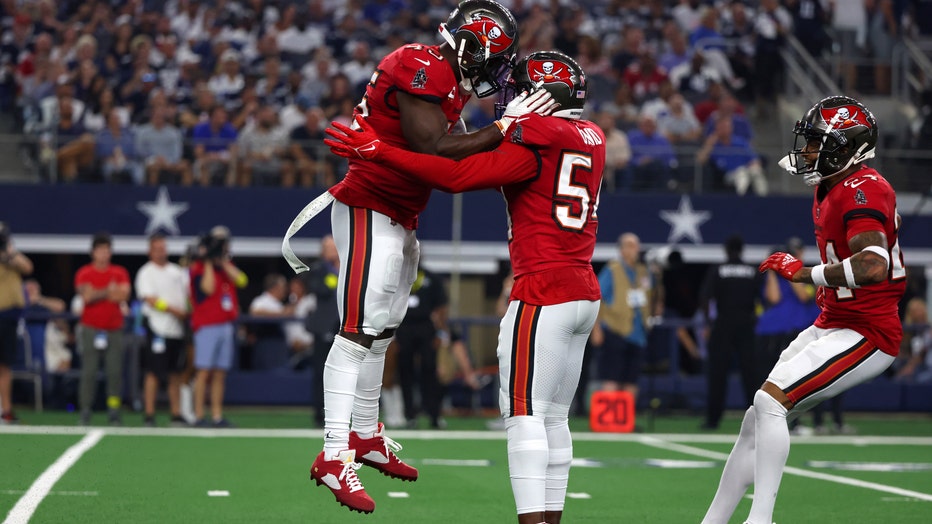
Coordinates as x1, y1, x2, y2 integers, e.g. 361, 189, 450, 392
2, 0, 929, 192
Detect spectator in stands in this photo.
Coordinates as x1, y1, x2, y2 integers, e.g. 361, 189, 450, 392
703, 94, 752, 142
208, 49, 245, 110
340, 40, 377, 94
75, 232, 131, 426
396, 263, 449, 429
136, 105, 192, 186
690, 5, 727, 51
696, 117, 768, 196
279, 94, 312, 133
237, 105, 294, 187
623, 51, 669, 104
83, 89, 129, 133
135, 233, 190, 427
693, 81, 730, 124
320, 72, 354, 121
46, 97, 94, 182
72, 59, 101, 107
192, 105, 238, 186
721, 0, 757, 100
611, 25, 646, 76
591, 233, 658, 410
672, 0, 704, 33
670, 49, 723, 105
23, 278, 67, 371
290, 105, 333, 187
120, 63, 160, 121
699, 234, 761, 430
576, 34, 613, 78
248, 273, 295, 370
832, 0, 867, 91
866, 0, 901, 95
658, 93, 703, 146
95, 108, 143, 184
753, 0, 793, 117
189, 225, 247, 427
0, 222, 33, 424
255, 57, 290, 109
659, 28, 692, 74
301, 235, 341, 427
300, 49, 337, 107
594, 110, 631, 193
787, 0, 833, 59
624, 113, 678, 191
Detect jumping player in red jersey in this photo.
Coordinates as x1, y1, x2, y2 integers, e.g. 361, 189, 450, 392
327, 51, 604, 524
296, 1, 558, 515
701, 96, 907, 524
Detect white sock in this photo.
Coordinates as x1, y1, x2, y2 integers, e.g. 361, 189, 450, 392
323, 335, 368, 459
747, 390, 789, 524
505, 415, 549, 515
179, 383, 195, 423
702, 406, 757, 524
544, 417, 572, 512
351, 337, 390, 439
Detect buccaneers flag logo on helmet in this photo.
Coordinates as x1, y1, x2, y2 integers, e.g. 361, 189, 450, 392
460, 15, 514, 55
527, 58, 578, 92
819, 105, 871, 132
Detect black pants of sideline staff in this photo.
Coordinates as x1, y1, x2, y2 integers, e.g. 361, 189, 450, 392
396, 322, 441, 427
704, 316, 758, 429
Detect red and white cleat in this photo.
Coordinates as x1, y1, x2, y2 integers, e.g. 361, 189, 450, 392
310, 449, 375, 514
349, 422, 419, 481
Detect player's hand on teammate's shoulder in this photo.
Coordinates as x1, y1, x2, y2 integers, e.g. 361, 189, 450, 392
325, 116, 382, 161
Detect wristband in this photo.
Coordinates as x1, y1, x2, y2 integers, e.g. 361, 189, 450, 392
810, 264, 828, 287
842, 257, 859, 288
493, 119, 508, 135
155, 298, 168, 311
861, 245, 890, 269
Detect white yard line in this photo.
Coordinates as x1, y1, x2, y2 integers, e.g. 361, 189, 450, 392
639, 436, 932, 502
3, 430, 104, 524
2, 426, 931, 446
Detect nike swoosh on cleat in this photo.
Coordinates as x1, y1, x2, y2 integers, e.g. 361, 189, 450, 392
413, 57, 430, 66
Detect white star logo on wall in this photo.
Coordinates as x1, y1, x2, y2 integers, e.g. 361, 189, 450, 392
659, 195, 712, 244
137, 186, 189, 235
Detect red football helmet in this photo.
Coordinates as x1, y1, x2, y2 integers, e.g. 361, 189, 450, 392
497, 51, 589, 120
781, 95, 878, 186
439, 0, 519, 98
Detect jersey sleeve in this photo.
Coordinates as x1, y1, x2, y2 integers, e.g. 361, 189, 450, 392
505, 113, 556, 149
379, 141, 539, 192
391, 46, 456, 103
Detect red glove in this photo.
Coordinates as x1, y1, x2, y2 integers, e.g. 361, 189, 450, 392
324, 115, 382, 160
758, 252, 803, 281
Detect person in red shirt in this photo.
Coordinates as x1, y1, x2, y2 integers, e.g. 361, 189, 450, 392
326, 50, 603, 524
188, 226, 247, 428
285, 1, 554, 514
75, 232, 131, 426
702, 96, 906, 524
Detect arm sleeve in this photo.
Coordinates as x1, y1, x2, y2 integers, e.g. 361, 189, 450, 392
378, 141, 539, 192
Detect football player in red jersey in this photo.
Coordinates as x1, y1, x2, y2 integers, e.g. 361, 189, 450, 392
327, 51, 604, 524
701, 96, 907, 524
299, 1, 560, 515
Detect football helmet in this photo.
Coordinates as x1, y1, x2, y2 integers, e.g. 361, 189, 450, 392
439, 0, 519, 98
780, 95, 878, 186
497, 51, 588, 120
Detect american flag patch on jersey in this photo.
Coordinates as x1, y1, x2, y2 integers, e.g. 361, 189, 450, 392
575, 90, 586, 98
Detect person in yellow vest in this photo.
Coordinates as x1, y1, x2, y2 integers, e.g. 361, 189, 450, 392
591, 233, 659, 407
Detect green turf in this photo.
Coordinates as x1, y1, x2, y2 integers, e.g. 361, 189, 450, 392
4, 409, 932, 523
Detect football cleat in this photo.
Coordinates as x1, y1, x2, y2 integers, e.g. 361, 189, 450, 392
349, 422, 419, 481
310, 449, 375, 514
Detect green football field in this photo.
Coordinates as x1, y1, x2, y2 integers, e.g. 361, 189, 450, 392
2, 410, 931, 523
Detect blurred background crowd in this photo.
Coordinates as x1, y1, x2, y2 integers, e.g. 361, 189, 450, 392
1, 0, 932, 192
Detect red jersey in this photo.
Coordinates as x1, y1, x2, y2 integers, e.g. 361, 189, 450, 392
812, 166, 906, 355
189, 261, 240, 330
329, 43, 471, 230
377, 113, 604, 306
74, 263, 130, 331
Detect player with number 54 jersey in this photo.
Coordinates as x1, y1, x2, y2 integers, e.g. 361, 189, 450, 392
326, 51, 603, 524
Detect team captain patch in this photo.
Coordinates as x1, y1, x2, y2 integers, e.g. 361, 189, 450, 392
411, 68, 427, 89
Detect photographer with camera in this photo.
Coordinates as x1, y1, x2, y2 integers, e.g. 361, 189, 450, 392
188, 225, 247, 427
0, 222, 33, 424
